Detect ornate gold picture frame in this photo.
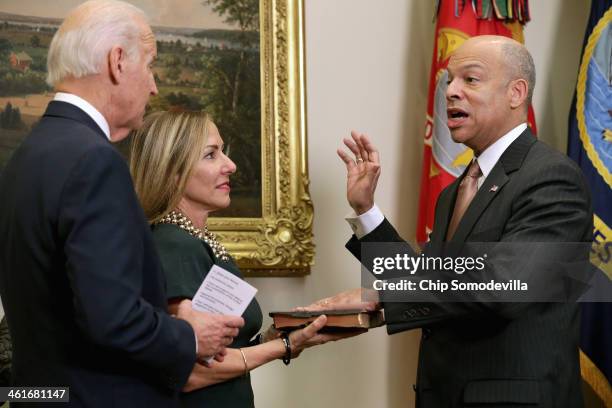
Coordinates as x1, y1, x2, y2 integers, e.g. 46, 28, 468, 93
210, 0, 313, 276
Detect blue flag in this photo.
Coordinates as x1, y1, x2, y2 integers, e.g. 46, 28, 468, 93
567, 0, 612, 404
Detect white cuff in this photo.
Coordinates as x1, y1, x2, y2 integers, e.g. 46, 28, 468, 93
344, 204, 384, 239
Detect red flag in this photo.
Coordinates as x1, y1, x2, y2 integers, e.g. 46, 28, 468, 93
416, 0, 537, 243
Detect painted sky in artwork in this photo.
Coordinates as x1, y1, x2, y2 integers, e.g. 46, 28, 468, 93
0, 0, 236, 30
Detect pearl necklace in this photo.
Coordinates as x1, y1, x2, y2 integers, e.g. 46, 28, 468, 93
157, 210, 231, 262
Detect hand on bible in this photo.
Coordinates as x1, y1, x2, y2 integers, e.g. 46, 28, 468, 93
298, 288, 380, 312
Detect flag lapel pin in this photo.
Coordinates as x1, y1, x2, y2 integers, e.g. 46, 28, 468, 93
489, 185, 499, 192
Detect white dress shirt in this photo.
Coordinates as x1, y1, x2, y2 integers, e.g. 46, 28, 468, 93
53, 92, 111, 141
475, 123, 526, 189
345, 123, 528, 238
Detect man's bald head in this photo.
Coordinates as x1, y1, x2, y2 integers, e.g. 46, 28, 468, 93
500, 40, 536, 108
445, 35, 535, 153
457, 35, 535, 109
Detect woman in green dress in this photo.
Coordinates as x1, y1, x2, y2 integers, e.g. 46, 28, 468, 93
129, 111, 350, 408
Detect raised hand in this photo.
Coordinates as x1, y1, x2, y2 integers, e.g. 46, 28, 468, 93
337, 131, 381, 215
176, 299, 245, 360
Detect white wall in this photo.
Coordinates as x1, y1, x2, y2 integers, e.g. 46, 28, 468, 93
248, 1, 591, 407
249, 2, 428, 406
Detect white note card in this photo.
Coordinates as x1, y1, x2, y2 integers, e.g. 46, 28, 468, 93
192, 264, 257, 316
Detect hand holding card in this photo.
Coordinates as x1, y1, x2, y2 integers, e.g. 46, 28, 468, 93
191, 265, 258, 362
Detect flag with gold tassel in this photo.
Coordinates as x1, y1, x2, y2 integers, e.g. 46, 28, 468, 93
416, 0, 536, 242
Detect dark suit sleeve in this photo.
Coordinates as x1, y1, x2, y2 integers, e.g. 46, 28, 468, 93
345, 218, 405, 259
346, 160, 592, 334
57, 146, 195, 389
345, 218, 466, 334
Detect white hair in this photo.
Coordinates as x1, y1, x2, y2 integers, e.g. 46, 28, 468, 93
46, 0, 148, 86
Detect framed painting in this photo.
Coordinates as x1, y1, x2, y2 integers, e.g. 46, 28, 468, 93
0, 0, 313, 276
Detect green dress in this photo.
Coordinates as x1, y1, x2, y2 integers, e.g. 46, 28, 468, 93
152, 223, 263, 408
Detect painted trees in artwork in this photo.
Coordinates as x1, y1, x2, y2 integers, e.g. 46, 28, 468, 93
203, 0, 258, 114
199, 0, 261, 201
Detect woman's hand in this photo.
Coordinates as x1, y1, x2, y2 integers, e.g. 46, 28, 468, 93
287, 315, 366, 359
181, 316, 367, 393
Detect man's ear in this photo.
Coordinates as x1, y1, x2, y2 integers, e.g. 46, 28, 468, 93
509, 78, 528, 110
108, 45, 125, 85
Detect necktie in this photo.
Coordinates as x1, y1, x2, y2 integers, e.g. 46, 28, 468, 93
446, 160, 482, 240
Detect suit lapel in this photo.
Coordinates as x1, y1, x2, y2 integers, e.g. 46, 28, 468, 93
448, 128, 537, 243
450, 165, 508, 242
42, 101, 109, 141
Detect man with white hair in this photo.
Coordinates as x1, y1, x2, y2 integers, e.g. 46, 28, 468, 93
0, 1, 243, 406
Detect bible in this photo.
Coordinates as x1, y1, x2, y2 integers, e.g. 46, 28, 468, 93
269, 309, 384, 332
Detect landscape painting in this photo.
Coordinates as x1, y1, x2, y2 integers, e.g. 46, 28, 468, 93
0, 0, 261, 217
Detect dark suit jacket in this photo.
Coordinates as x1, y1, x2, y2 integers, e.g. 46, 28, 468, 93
0, 102, 196, 407
347, 129, 593, 408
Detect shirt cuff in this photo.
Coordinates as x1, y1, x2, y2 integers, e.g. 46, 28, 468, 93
194, 331, 198, 355
344, 204, 384, 239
